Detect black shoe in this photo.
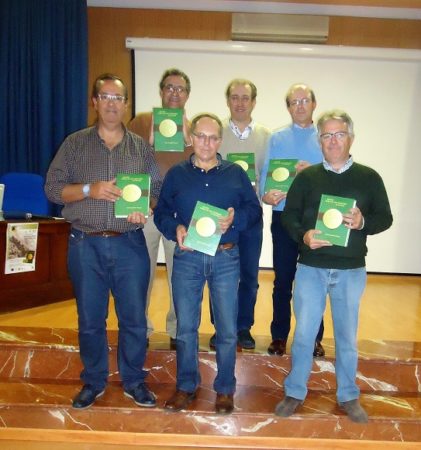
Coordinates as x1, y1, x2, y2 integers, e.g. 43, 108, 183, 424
170, 337, 177, 350
72, 385, 105, 409
274, 396, 302, 417
237, 329, 255, 349
339, 399, 368, 423
313, 340, 325, 357
209, 333, 216, 350
124, 383, 156, 408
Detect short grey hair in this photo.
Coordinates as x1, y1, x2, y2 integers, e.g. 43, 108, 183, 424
317, 109, 354, 136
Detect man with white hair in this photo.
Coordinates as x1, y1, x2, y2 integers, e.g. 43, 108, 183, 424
275, 109, 392, 423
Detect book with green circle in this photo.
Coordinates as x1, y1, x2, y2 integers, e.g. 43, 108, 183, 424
315, 194, 356, 247
183, 201, 229, 256
227, 152, 256, 184
264, 159, 298, 193
153, 107, 184, 152
115, 173, 150, 218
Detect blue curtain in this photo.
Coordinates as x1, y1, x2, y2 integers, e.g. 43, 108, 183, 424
0, 0, 88, 177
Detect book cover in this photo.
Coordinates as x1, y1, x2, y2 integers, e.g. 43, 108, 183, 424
183, 201, 229, 256
264, 159, 299, 193
153, 107, 184, 152
227, 152, 256, 184
115, 173, 150, 218
315, 194, 356, 247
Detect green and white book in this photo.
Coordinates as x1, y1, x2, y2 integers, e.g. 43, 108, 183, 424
227, 152, 256, 184
183, 201, 229, 256
153, 107, 184, 152
114, 173, 150, 218
264, 159, 299, 193
315, 194, 356, 247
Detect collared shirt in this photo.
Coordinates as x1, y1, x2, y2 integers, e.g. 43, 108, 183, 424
45, 126, 162, 233
154, 154, 262, 245
218, 119, 271, 198
260, 123, 322, 211
191, 154, 221, 170
323, 155, 354, 174
229, 119, 254, 140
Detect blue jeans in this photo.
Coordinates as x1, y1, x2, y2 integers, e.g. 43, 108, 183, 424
271, 211, 324, 341
172, 245, 240, 394
68, 228, 150, 391
209, 218, 263, 332
284, 263, 366, 402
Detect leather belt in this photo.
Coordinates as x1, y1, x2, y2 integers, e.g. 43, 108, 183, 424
217, 242, 235, 251
86, 230, 122, 237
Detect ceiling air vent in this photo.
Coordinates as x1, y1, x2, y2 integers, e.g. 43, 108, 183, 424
232, 13, 329, 44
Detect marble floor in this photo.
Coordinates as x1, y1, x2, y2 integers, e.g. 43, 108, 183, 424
0, 326, 420, 449
0, 271, 420, 448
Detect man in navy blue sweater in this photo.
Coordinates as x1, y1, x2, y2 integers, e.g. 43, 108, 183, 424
154, 113, 262, 415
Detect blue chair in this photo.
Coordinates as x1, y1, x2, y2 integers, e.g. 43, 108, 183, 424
0, 172, 50, 215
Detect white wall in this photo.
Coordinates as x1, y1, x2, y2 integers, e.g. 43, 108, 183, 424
127, 38, 421, 274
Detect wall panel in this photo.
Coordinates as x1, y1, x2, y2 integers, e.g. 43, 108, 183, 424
328, 17, 421, 47
87, 8, 231, 124
88, 7, 421, 124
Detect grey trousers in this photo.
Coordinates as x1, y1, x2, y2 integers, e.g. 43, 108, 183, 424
143, 216, 176, 339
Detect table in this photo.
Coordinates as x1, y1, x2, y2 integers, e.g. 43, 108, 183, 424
0, 220, 74, 312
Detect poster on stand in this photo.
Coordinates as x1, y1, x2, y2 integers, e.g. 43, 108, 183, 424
5, 222, 39, 274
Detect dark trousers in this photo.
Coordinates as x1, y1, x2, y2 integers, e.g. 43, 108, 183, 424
270, 211, 324, 342
237, 218, 263, 331
210, 218, 263, 332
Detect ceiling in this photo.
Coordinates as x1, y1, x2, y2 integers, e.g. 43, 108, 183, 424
87, 0, 421, 19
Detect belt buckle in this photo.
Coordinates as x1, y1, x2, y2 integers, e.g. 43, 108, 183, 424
87, 230, 121, 237
218, 242, 234, 251
103, 231, 120, 237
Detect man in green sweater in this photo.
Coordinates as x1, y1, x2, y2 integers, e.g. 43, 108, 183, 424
275, 109, 392, 423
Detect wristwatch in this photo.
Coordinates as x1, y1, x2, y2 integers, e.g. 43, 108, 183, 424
82, 183, 91, 198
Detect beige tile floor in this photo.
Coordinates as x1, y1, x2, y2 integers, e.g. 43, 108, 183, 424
0, 268, 420, 342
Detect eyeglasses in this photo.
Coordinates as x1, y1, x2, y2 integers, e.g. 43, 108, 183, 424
97, 93, 126, 103
163, 84, 187, 94
289, 98, 311, 107
320, 131, 349, 141
192, 132, 221, 145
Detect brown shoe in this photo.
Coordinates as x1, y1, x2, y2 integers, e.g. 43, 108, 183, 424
313, 340, 325, 357
164, 390, 196, 412
215, 393, 234, 415
268, 339, 287, 355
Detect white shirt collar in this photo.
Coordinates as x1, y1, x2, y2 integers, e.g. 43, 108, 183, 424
229, 118, 254, 140
323, 155, 354, 174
